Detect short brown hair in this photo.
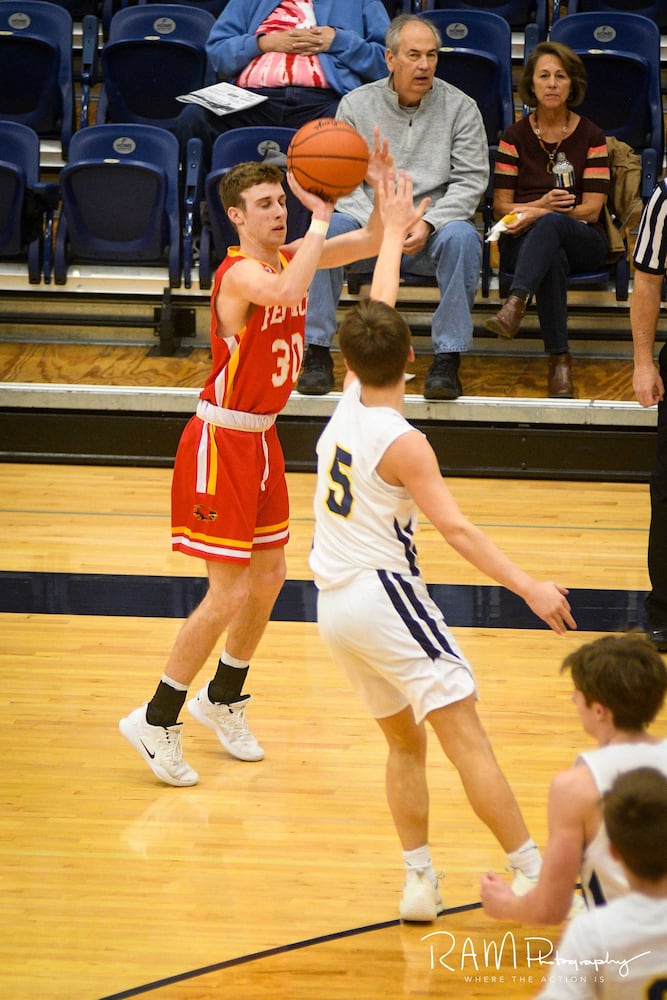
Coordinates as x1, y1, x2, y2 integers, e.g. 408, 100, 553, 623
561, 635, 667, 730
219, 161, 284, 213
518, 41, 587, 108
603, 767, 667, 881
338, 298, 411, 387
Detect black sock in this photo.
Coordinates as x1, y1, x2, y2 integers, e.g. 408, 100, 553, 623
208, 660, 249, 704
146, 680, 187, 727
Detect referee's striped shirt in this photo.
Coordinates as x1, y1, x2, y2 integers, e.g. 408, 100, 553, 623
634, 178, 667, 274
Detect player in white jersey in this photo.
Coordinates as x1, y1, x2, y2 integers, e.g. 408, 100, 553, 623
481, 635, 667, 925
537, 767, 667, 1000
310, 169, 577, 921
578, 741, 667, 908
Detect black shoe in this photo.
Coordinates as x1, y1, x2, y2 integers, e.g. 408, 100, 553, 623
423, 352, 462, 400
647, 627, 667, 652
296, 344, 334, 395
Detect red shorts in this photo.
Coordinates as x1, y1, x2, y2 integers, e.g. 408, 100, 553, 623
171, 416, 289, 563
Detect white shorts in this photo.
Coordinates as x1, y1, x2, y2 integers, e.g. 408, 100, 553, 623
317, 570, 476, 723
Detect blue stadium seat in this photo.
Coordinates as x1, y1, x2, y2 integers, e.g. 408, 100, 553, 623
382, 0, 415, 12
97, 4, 215, 128
54, 123, 183, 286
419, 0, 548, 41
135, 0, 231, 12
0, 1, 75, 157
418, 9, 514, 146
102, 1, 230, 37
199, 127, 310, 289
550, 11, 663, 191
45, 0, 101, 15
0, 121, 57, 283
557, 0, 667, 32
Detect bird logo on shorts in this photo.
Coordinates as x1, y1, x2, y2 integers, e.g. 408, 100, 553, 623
193, 504, 218, 521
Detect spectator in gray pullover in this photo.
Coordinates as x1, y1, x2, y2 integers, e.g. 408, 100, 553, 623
297, 13, 489, 400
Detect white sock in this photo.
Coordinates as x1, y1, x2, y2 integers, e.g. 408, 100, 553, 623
161, 673, 188, 692
403, 845, 437, 883
507, 838, 542, 879
221, 650, 249, 670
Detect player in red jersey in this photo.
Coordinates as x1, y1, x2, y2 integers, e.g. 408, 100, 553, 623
120, 136, 406, 786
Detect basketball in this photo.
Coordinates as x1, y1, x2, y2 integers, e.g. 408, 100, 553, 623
287, 118, 369, 201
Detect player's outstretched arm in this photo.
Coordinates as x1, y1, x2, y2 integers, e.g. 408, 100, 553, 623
377, 432, 577, 634
481, 770, 589, 924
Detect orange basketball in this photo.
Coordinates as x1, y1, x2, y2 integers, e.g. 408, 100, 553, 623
287, 118, 369, 201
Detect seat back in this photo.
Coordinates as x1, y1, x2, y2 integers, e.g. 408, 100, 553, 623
0, 1, 74, 156
419, 9, 514, 145
54, 124, 182, 285
102, 0, 230, 36
135, 0, 231, 13
382, 0, 414, 12
420, 0, 548, 38
0, 121, 39, 255
0, 121, 52, 282
550, 12, 663, 166
200, 127, 310, 288
44, 0, 101, 14
98, 4, 215, 127
565, 0, 667, 31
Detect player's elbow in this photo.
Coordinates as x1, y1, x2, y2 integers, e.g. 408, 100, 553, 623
440, 519, 476, 553
276, 283, 308, 308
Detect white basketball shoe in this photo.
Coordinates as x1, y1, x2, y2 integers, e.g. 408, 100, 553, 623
399, 869, 445, 922
187, 687, 265, 762
119, 705, 199, 787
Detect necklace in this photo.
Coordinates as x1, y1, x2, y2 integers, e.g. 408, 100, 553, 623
533, 111, 570, 173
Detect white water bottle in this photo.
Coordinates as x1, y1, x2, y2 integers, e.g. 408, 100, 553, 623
553, 151, 575, 191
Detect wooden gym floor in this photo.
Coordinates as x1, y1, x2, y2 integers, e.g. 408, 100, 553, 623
1, 463, 665, 1000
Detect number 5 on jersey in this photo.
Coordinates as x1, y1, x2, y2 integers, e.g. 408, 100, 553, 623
327, 445, 353, 517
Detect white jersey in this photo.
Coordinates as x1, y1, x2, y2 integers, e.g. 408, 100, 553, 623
537, 892, 667, 1000
310, 380, 420, 590
578, 740, 667, 908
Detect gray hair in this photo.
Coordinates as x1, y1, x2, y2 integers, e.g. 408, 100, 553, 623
386, 13, 442, 53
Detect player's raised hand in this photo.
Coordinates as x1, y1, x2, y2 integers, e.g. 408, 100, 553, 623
365, 126, 393, 190
377, 170, 431, 239
285, 170, 336, 214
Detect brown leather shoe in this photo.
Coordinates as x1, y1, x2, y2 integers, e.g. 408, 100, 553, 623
547, 352, 574, 398
485, 295, 526, 339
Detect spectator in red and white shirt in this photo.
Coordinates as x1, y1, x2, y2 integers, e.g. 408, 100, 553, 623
174, 0, 389, 170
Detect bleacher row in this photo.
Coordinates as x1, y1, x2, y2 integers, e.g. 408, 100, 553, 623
1, 0, 667, 301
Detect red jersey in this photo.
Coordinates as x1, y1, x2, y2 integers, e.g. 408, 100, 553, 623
200, 248, 306, 416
